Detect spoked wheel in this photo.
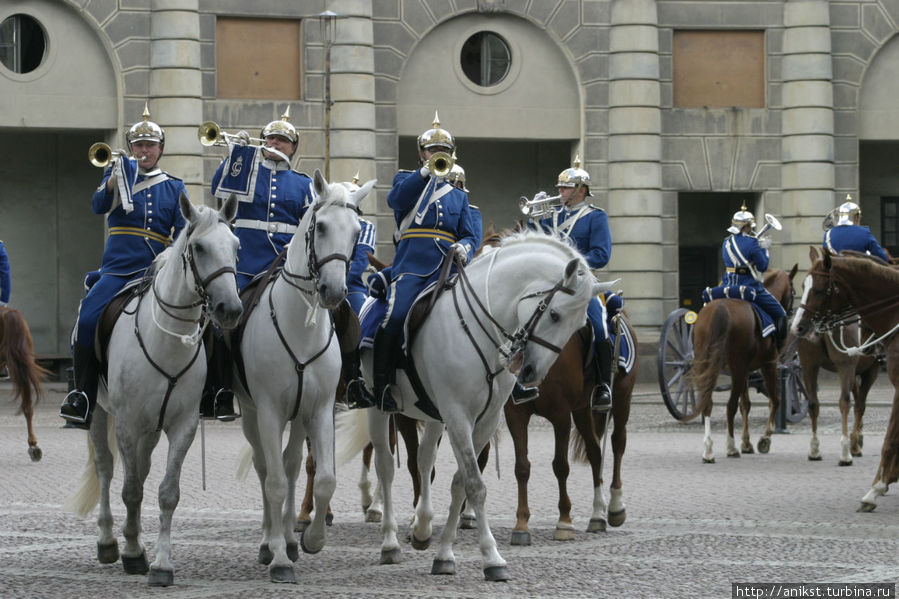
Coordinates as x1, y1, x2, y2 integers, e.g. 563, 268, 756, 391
658, 308, 699, 421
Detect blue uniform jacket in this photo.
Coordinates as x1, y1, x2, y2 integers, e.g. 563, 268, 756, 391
533, 203, 611, 269
347, 218, 376, 316
386, 170, 479, 278
212, 157, 313, 286
93, 167, 187, 276
721, 233, 769, 289
0, 240, 10, 304
824, 224, 890, 262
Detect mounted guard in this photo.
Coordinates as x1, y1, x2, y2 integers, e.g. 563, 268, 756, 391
823, 195, 890, 262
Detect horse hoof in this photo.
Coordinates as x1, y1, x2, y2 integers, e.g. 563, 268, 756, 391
742, 446, 754, 455
361, 501, 371, 514
808, 454, 822, 462
851, 450, 863, 458
300, 530, 323, 554
28, 446, 42, 462
857, 502, 877, 513
702, 457, 716, 464
122, 553, 149, 575
586, 518, 607, 533
258, 544, 273, 565
287, 542, 299, 562
431, 559, 456, 575
325, 512, 334, 526
365, 509, 382, 523
294, 519, 310, 533
97, 541, 119, 564
510, 530, 531, 545
410, 533, 431, 550
727, 450, 741, 458
839, 459, 853, 467
554, 528, 575, 541
147, 567, 174, 587
757, 437, 771, 454
484, 565, 510, 582
270, 565, 296, 584
608, 509, 626, 528
459, 515, 476, 530
380, 547, 402, 564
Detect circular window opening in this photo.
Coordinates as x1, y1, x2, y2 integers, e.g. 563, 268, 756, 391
460, 31, 511, 87
0, 14, 47, 74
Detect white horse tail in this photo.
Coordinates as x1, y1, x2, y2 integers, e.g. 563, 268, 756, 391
335, 407, 371, 467
63, 414, 118, 516
236, 442, 254, 481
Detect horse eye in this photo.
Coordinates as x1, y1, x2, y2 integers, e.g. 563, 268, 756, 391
316, 222, 326, 234
193, 243, 205, 255
549, 309, 559, 323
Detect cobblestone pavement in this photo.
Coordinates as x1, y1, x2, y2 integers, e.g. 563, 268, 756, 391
2, 378, 898, 598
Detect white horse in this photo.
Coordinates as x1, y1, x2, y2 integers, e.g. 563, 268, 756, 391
66, 195, 242, 586
345, 231, 604, 581
236, 169, 375, 583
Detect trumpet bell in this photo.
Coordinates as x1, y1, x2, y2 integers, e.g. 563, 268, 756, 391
764, 213, 782, 231
88, 142, 113, 168
198, 121, 221, 146
428, 151, 453, 178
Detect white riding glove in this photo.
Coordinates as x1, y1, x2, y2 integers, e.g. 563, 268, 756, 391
418, 165, 431, 179
533, 190, 548, 203
235, 130, 250, 147
450, 243, 469, 265
759, 237, 772, 250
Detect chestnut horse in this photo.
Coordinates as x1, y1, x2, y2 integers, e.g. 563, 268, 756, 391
686, 266, 797, 462
0, 306, 49, 461
504, 314, 637, 545
792, 249, 899, 512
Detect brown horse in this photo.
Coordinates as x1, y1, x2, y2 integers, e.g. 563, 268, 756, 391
0, 306, 50, 461
792, 248, 899, 512
686, 266, 797, 462
504, 314, 637, 545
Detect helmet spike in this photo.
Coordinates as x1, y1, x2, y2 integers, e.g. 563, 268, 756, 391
433, 110, 440, 129
573, 153, 581, 169
281, 105, 291, 122
352, 170, 360, 185
142, 102, 151, 121
845, 193, 852, 202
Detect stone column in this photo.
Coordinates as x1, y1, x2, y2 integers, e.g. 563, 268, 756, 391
150, 0, 204, 203
326, 2, 377, 197
607, 0, 664, 335
780, 0, 834, 270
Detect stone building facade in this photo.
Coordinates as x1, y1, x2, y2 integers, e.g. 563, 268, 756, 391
2, 0, 899, 382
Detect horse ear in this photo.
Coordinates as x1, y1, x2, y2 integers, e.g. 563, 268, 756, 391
179, 192, 198, 222
221, 193, 238, 223
823, 249, 832, 269
350, 179, 377, 208
313, 169, 327, 197
788, 263, 799, 282
808, 245, 819, 264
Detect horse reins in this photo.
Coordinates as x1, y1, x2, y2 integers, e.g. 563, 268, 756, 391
802, 265, 899, 332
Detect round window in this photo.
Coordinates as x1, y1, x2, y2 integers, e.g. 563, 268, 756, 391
460, 31, 511, 87
0, 14, 47, 74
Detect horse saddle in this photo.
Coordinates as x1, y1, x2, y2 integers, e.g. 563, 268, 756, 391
701, 285, 774, 339
95, 275, 153, 363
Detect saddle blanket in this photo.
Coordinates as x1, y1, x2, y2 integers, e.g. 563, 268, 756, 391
701, 285, 774, 338
609, 318, 636, 375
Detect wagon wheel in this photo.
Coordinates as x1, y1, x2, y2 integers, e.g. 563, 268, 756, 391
658, 308, 698, 421
779, 350, 809, 424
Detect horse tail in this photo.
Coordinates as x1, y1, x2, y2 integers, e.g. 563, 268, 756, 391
335, 408, 371, 467
570, 431, 591, 464
0, 308, 49, 410
684, 303, 729, 422
63, 415, 118, 516
236, 443, 254, 481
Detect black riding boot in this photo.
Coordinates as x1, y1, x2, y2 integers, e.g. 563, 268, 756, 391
590, 338, 613, 413
343, 349, 375, 409
59, 344, 100, 429
511, 382, 539, 404
200, 330, 238, 422
775, 315, 788, 349
372, 328, 400, 413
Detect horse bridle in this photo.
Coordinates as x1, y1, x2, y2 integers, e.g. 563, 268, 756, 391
801, 264, 896, 333
280, 200, 360, 295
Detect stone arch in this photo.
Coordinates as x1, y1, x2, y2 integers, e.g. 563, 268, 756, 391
0, 0, 119, 130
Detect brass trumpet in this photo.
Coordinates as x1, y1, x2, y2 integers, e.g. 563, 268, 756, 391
88, 142, 145, 168
198, 121, 264, 147
519, 194, 562, 219
427, 151, 454, 178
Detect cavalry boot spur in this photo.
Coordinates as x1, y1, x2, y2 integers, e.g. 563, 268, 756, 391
59, 344, 99, 430
511, 381, 539, 404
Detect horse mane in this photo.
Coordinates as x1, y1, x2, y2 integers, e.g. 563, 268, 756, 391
839, 249, 890, 266
492, 229, 590, 273
148, 204, 221, 276
831, 251, 899, 288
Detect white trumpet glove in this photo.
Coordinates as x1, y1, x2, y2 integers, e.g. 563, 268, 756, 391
759, 237, 772, 250
450, 243, 469, 265
533, 190, 548, 203
418, 165, 431, 179
235, 130, 250, 147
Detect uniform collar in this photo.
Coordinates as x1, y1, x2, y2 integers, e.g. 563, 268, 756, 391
138, 168, 162, 177
262, 158, 290, 171
563, 200, 586, 212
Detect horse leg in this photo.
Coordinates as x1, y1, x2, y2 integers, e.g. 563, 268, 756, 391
280, 421, 306, 562
757, 360, 779, 453
550, 417, 574, 541
295, 439, 315, 532
439, 414, 508, 581
116, 429, 151, 575
369, 409, 401, 564
460, 443, 490, 529
360, 443, 382, 522
852, 365, 877, 458
21, 392, 41, 462
410, 421, 443, 549
148, 416, 198, 586
725, 379, 743, 457
572, 408, 608, 532
804, 359, 822, 461
504, 402, 533, 545
240, 406, 275, 565
701, 394, 715, 463
256, 409, 295, 583
859, 367, 899, 512
300, 408, 337, 557
89, 407, 119, 564
838, 362, 857, 466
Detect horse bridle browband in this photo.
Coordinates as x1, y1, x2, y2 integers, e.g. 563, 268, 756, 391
280, 200, 359, 295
